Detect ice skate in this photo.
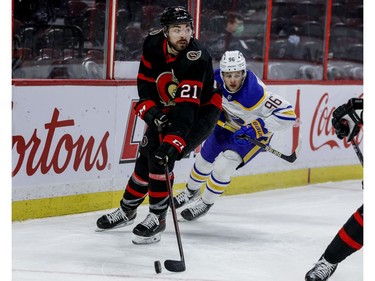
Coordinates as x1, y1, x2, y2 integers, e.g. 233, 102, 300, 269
96, 207, 136, 232
132, 212, 166, 244
180, 198, 213, 221
305, 256, 338, 281
173, 187, 200, 209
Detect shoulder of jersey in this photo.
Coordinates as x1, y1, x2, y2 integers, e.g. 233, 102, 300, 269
238, 74, 266, 108
144, 30, 164, 48
186, 40, 210, 62
149, 29, 163, 36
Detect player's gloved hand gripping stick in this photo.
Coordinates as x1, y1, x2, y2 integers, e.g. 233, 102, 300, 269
217, 120, 301, 163
331, 99, 363, 166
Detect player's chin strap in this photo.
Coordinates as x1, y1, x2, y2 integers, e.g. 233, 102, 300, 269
217, 120, 301, 163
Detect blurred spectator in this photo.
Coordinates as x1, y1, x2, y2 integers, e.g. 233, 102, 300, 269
223, 12, 245, 50
285, 26, 302, 59
270, 26, 302, 60
14, 0, 55, 24
206, 12, 247, 60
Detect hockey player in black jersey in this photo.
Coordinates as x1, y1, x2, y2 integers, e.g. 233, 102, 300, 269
305, 98, 363, 281
96, 6, 221, 244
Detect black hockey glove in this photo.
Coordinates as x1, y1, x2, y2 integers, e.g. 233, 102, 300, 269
144, 107, 169, 128
154, 134, 186, 166
134, 99, 168, 128
332, 98, 363, 141
154, 142, 179, 167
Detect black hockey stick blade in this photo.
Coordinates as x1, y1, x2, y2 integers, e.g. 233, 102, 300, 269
164, 259, 186, 272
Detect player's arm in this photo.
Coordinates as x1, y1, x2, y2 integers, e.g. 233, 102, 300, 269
134, 35, 168, 128
154, 93, 200, 166
137, 35, 158, 101
261, 92, 297, 132
178, 87, 222, 158
155, 60, 208, 165
168, 56, 214, 136
233, 91, 296, 145
169, 81, 201, 131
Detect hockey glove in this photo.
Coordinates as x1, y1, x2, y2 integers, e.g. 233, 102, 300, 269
332, 98, 363, 141
233, 118, 268, 145
134, 99, 168, 128
154, 135, 186, 166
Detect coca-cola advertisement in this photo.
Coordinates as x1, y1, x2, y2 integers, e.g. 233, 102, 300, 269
12, 84, 363, 220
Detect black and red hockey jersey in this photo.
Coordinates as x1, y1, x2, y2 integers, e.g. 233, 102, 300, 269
136, 29, 221, 141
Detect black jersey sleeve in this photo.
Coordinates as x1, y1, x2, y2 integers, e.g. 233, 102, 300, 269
167, 47, 215, 139
136, 33, 159, 101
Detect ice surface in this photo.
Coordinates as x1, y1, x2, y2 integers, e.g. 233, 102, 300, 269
13, 180, 364, 281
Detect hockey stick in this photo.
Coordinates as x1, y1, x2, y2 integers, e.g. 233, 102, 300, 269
340, 119, 363, 166
351, 140, 363, 166
217, 120, 301, 163
157, 126, 186, 272
163, 163, 186, 272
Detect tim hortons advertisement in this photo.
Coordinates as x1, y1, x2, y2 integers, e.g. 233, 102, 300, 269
12, 84, 363, 201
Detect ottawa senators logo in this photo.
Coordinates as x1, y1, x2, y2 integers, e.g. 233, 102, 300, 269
187, 50, 201, 61
156, 72, 179, 106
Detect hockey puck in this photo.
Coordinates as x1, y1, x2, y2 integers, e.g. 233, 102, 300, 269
154, 260, 162, 274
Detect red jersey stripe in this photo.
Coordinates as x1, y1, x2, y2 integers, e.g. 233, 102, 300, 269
132, 172, 148, 186
208, 92, 223, 109
137, 73, 155, 83
149, 173, 166, 181
126, 184, 147, 198
141, 55, 152, 69
175, 97, 200, 104
338, 227, 363, 250
354, 210, 363, 226
149, 190, 169, 198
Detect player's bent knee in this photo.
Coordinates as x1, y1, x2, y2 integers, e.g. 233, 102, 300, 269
194, 153, 214, 173
213, 150, 242, 181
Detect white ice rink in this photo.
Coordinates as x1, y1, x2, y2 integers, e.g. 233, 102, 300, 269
12, 180, 366, 281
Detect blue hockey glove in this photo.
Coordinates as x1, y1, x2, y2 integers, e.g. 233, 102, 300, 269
233, 118, 268, 145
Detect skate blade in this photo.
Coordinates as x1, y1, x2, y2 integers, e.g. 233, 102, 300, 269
95, 220, 135, 232
132, 233, 161, 245
177, 212, 189, 222
180, 211, 204, 222
171, 198, 200, 214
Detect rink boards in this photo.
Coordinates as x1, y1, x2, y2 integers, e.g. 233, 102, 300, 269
12, 83, 363, 220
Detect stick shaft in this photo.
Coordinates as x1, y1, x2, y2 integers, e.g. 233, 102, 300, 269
351, 140, 363, 166
157, 125, 185, 270
217, 120, 299, 163
164, 165, 185, 264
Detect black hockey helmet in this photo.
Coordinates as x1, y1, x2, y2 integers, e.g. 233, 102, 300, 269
160, 6, 193, 28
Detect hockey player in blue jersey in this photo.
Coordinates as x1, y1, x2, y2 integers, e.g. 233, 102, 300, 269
173, 50, 297, 221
